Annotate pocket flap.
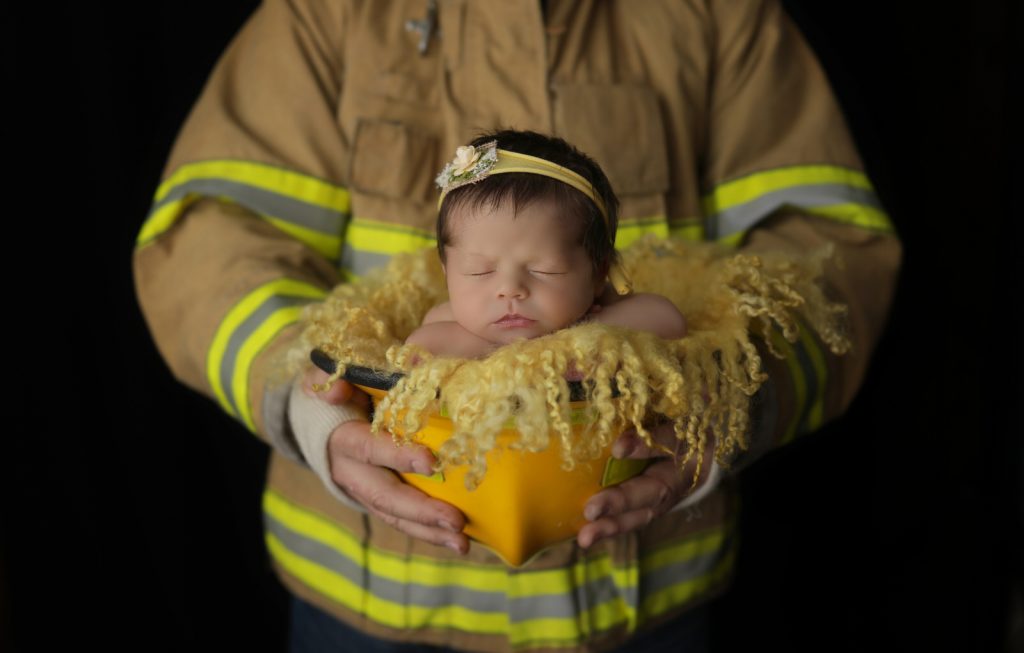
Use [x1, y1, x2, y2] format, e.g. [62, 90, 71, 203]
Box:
[552, 84, 669, 196]
[349, 119, 438, 205]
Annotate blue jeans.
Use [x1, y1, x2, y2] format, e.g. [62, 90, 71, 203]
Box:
[288, 594, 710, 653]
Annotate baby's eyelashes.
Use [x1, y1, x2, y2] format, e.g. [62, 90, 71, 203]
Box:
[460, 268, 567, 277]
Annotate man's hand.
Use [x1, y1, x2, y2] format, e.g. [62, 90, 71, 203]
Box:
[302, 368, 469, 554]
[577, 425, 716, 549]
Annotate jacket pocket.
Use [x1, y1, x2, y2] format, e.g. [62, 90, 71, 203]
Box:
[551, 83, 670, 199]
[349, 119, 439, 206]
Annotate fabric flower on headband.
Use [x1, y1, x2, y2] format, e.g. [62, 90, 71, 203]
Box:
[435, 141, 499, 193]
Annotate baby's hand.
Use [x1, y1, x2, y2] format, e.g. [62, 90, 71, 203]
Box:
[589, 293, 686, 340]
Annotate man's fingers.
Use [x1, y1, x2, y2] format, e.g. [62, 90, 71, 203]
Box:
[611, 423, 679, 460]
[329, 421, 437, 476]
[302, 366, 355, 405]
[579, 453, 713, 549]
[577, 519, 618, 549]
[356, 468, 466, 531]
[583, 467, 676, 521]
[337, 460, 466, 530]
[578, 509, 659, 549]
[579, 463, 683, 549]
[330, 451, 467, 551]
[313, 399, 469, 555]
[387, 516, 469, 554]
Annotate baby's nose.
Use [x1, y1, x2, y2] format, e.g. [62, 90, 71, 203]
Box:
[497, 272, 529, 299]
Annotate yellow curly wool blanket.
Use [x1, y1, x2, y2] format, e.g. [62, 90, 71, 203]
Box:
[289, 236, 849, 489]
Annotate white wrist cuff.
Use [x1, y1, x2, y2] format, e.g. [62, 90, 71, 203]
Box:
[288, 380, 368, 512]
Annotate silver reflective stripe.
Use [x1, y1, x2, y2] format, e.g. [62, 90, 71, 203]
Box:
[790, 336, 820, 437]
[340, 244, 395, 276]
[266, 503, 729, 625]
[709, 183, 883, 239]
[265, 512, 646, 620]
[150, 177, 347, 236]
[218, 294, 314, 416]
[642, 532, 735, 598]
[507, 571, 637, 623]
[267, 508, 508, 612]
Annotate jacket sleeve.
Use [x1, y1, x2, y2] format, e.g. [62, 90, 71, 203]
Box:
[132, 0, 351, 459]
[700, 0, 903, 468]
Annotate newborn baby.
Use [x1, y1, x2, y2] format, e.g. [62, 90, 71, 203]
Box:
[406, 129, 686, 358]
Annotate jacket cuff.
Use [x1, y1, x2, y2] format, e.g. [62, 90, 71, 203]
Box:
[287, 380, 369, 512]
[262, 379, 307, 463]
[670, 459, 723, 512]
[725, 373, 780, 475]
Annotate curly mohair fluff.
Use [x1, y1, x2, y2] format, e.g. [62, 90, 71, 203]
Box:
[287, 236, 850, 490]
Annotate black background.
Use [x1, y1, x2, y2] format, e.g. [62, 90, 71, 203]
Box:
[5, 1, 1021, 651]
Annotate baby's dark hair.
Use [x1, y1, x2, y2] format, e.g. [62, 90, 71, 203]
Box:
[437, 129, 620, 276]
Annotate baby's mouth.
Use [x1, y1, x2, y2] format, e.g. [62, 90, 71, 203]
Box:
[494, 313, 536, 328]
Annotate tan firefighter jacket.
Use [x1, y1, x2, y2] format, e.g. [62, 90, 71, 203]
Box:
[132, 0, 902, 650]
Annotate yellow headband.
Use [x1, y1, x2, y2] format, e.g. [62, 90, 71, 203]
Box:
[434, 140, 631, 294]
[435, 141, 610, 226]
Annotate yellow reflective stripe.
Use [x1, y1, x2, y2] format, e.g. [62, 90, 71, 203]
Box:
[154, 159, 350, 210]
[703, 165, 874, 213]
[615, 218, 668, 249]
[141, 195, 202, 244]
[668, 223, 705, 242]
[803, 203, 893, 232]
[346, 217, 435, 255]
[506, 553, 638, 644]
[265, 488, 728, 645]
[504, 554, 631, 598]
[640, 527, 726, 574]
[141, 194, 343, 260]
[270, 486, 631, 599]
[717, 231, 746, 248]
[265, 490, 510, 632]
[769, 329, 806, 445]
[263, 216, 343, 260]
[265, 490, 508, 588]
[511, 597, 635, 648]
[267, 533, 511, 633]
[138, 160, 349, 258]
[207, 279, 326, 431]
[230, 303, 304, 430]
[340, 268, 359, 283]
[377, 553, 507, 593]
[798, 327, 827, 431]
[702, 165, 894, 242]
[641, 538, 735, 618]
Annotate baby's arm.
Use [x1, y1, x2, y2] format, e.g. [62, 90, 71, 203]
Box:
[421, 301, 454, 325]
[590, 292, 687, 339]
[407, 303, 497, 359]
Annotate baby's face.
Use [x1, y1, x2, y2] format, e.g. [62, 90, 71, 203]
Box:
[443, 199, 604, 346]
